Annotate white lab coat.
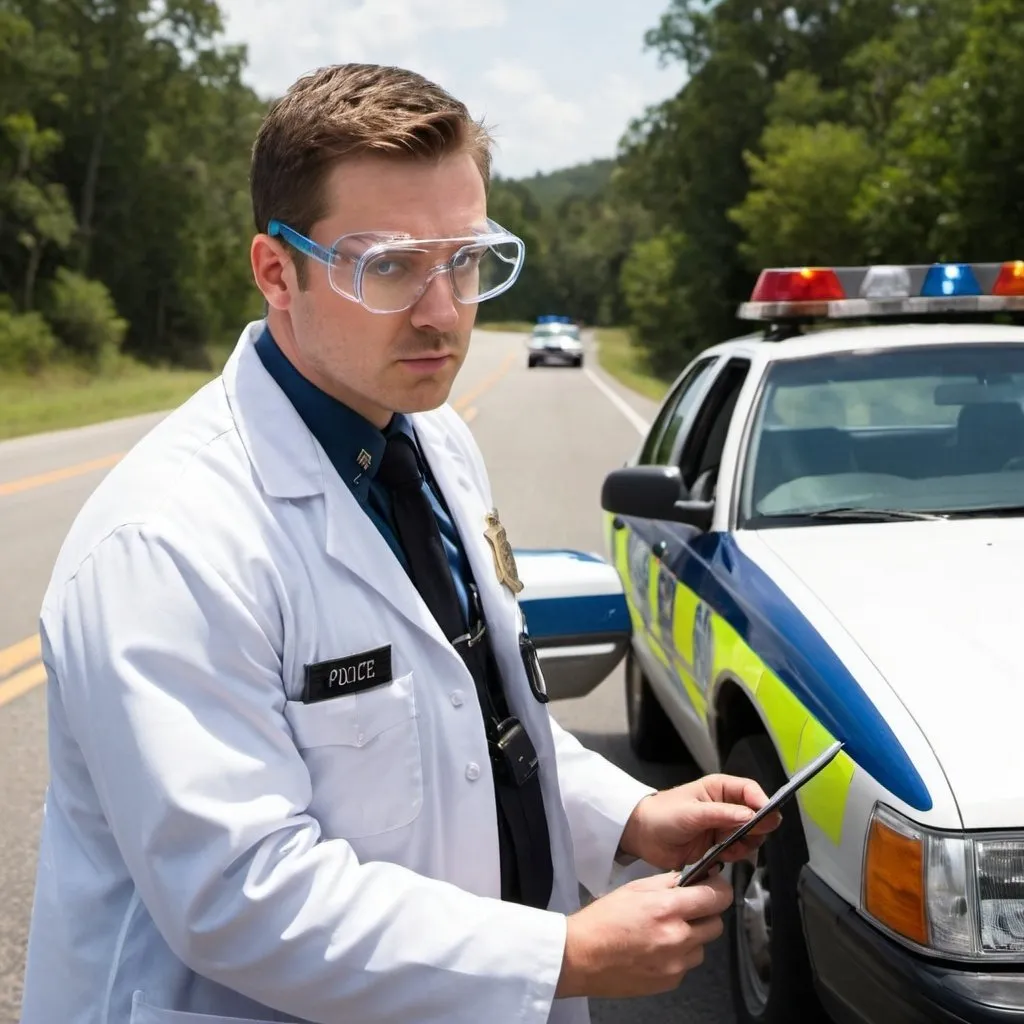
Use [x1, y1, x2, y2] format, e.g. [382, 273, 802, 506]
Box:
[20, 320, 656, 1024]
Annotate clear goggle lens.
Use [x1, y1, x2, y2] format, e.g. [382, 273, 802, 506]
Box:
[328, 228, 522, 313]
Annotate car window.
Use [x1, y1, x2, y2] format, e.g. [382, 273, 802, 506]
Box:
[639, 356, 718, 465]
[739, 343, 1024, 522]
[678, 358, 752, 500]
[532, 325, 579, 339]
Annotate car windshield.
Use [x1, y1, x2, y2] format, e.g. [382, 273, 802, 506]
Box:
[533, 323, 579, 338]
[740, 342, 1024, 524]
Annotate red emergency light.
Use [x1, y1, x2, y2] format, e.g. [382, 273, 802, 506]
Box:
[993, 260, 1024, 297]
[749, 268, 846, 304]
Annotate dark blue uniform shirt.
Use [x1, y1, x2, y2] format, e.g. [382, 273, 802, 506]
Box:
[255, 326, 472, 626]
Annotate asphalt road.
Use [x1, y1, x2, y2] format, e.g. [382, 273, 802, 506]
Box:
[0, 328, 734, 1024]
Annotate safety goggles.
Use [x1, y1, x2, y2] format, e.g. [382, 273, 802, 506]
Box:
[267, 217, 525, 314]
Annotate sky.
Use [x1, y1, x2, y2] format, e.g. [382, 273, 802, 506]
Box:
[213, 0, 688, 180]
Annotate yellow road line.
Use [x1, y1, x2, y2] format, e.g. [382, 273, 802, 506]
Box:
[0, 453, 124, 498]
[0, 356, 509, 710]
[0, 355, 512, 500]
[0, 633, 45, 709]
[0, 657, 46, 709]
[0, 633, 40, 677]
[452, 352, 516, 412]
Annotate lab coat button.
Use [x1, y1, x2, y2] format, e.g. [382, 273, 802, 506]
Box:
[356, 732, 365, 747]
[450, 689, 465, 707]
[465, 762, 481, 781]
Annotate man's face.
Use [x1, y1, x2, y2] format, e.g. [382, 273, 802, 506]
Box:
[258, 150, 488, 427]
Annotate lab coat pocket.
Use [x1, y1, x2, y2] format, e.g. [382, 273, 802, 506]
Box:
[283, 671, 423, 838]
[130, 991, 283, 1023]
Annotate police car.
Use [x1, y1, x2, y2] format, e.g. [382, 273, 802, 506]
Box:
[527, 315, 584, 368]
[596, 261, 1024, 1024]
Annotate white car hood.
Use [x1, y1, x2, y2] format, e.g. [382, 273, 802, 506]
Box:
[756, 518, 1024, 829]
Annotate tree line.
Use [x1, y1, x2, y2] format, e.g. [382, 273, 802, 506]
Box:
[483, 0, 1024, 376]
[2, 1, 1020, 381]
[1, 0, 267, 374]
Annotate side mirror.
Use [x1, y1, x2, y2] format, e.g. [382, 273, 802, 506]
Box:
[601, 465, 713, 531]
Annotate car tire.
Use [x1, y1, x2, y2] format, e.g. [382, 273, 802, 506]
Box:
[725, 734, 830, 1024]
[574, 356, 584, 368]
[624, 651, 689, 763]
[527, 356, 537, 368]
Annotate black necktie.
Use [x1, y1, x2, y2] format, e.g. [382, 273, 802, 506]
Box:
[374, 430, 554, 909]
[375, 432, 467, 640]
[375, 432, 507, 729]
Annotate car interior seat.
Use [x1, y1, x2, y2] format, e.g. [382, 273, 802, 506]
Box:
[954, 402, 1024, 473]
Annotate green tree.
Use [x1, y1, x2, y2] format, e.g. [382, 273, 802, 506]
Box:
[730, 120, 877, 269]
[617, 0, 910, 370]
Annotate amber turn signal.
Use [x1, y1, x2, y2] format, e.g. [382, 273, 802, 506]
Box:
[864, 812, 928, 945]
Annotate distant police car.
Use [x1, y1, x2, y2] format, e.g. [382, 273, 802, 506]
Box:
[599, 261, 1024, 1024]
[527, 315, 584, 368]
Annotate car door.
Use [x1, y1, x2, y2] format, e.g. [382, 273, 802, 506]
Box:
[614, 356, 753, 770]
[640, 357, 752, 766]
[609, 355, 720, 721]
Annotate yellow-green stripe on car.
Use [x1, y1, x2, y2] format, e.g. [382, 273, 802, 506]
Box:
[606, 514, 856, 844]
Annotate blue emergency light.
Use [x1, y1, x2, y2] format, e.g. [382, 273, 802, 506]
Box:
[738, 260, 1024, 323]
[920, 263, 982, 298]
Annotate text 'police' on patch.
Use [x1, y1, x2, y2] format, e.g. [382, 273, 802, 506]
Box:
[302, 645, 393, 703]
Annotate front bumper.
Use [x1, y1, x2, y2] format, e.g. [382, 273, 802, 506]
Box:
[529, 347, 582, 364]
[799, 866, 1024, 1022]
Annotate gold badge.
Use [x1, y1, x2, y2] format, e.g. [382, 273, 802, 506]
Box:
[483, 509, 523, 594]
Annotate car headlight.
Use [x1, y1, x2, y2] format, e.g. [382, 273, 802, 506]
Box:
[863, 804, 1024, 959]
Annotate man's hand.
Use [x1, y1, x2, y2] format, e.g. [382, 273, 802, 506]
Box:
[618, 775, 782, 871]
[555, 871, 733, 999]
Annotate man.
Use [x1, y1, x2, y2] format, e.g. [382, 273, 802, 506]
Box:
[20, 63, 779, 1024]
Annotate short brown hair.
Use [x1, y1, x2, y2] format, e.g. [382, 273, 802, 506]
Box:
[250, 63, 493, 285]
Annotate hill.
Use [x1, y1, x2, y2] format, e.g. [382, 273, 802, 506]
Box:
[513, 158, 616, 209]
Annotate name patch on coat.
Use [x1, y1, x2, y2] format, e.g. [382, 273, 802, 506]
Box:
[302, 645, 393, 703]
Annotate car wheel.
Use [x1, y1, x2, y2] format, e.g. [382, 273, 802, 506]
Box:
[527, 356, 537, 368]
[725, 734, 830, 1024]
[624, 651, 689, 762]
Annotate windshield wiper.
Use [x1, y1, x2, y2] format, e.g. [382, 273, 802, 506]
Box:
[799, 506, 949, 523]
[939, 504, 1024, 519]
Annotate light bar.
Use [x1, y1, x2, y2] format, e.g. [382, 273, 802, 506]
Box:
[739, 261, 1024, 323]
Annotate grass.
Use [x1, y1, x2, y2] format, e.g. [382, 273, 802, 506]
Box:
[0, 357, 224, 441]
[0, 324, 672, 442]
[594, 327, 673, 402]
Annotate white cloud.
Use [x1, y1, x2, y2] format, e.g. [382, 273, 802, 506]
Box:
[481, 60, 586, 174]
[217, 0, 507, 97]
[212, 0, 685, 178]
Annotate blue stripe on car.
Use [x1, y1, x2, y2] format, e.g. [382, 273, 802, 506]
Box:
[520, 593, 631, 641]
[673, 531, 932, 812]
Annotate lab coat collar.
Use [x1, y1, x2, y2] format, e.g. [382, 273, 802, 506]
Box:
[223, 320, 480, 656]
[411, 414, 535, 726]
[410, 412, 516, 628]
[223, 320, 325, 500]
